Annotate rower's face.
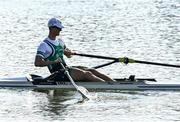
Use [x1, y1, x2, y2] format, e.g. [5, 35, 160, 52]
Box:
[52, 27, 62, 36]
[55, 27, 62, 36]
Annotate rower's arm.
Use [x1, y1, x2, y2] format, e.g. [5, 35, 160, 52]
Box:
[34, 55, 59, 67]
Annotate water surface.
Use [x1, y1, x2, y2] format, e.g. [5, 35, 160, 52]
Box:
[0, 0, 180, 121]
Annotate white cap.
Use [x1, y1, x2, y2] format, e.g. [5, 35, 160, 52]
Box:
[48, 18, 64, 29]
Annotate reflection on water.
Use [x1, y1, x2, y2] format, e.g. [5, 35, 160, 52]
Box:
[33, 89, 79, 120]
[0, 89, 180, 121]
[0, 89, 83, 121]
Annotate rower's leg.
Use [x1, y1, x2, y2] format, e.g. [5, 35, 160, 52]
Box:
[74, 66, 115, 82]
[73, 66, 115, 81]
[87, 68, 115, 82]
[69, 67, 105, 82]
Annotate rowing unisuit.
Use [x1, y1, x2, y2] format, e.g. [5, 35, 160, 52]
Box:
[36, 37, 67, 73]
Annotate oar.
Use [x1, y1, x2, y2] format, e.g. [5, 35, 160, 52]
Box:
[59, 63, 90, 100]
[75, 53, 180, 68]
[132, 60, 180, 68]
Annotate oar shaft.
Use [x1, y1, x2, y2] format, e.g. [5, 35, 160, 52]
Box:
[75, 53, 180, 68]
[134, 60, 180, 68]
[59, 63, 89, 99]
[74, 53, 118, 60]
[93, 60, 117, 69]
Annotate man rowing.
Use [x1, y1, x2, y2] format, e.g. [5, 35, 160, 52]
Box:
[34, 18, 115, 82]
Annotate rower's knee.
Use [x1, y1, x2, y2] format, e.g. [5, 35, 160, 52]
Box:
[88, 68, 98, 74]
[84, 71, 93, 78]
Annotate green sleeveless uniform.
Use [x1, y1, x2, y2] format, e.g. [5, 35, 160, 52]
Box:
[44, 40, 67, 73]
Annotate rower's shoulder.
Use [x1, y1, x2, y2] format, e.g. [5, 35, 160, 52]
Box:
[37, 41, 49, 49]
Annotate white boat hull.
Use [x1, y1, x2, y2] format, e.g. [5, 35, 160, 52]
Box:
[0, 74, 180, 90]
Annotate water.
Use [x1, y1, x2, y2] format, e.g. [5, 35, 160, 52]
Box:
[0, 0, 180, 121]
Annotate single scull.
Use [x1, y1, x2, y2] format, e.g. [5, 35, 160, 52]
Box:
[0, 74, 180, 90]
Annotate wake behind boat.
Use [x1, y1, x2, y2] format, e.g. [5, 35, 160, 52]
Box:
[0, 74, 180, 90]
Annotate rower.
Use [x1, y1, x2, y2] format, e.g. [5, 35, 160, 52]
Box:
[34, 18, 115, 83]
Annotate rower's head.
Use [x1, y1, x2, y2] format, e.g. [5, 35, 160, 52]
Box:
[48, 18, 64, 36]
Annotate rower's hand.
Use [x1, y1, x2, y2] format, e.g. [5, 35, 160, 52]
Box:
[64, 48, 76, 58]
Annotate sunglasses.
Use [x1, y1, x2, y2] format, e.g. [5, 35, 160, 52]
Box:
[51, 26, 62, 31]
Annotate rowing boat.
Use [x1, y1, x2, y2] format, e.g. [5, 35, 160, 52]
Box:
[1, 53, 179, 91]
[0, 74, 180, 90]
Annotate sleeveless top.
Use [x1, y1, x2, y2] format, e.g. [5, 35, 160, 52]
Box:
[36, 38, 67, 73]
